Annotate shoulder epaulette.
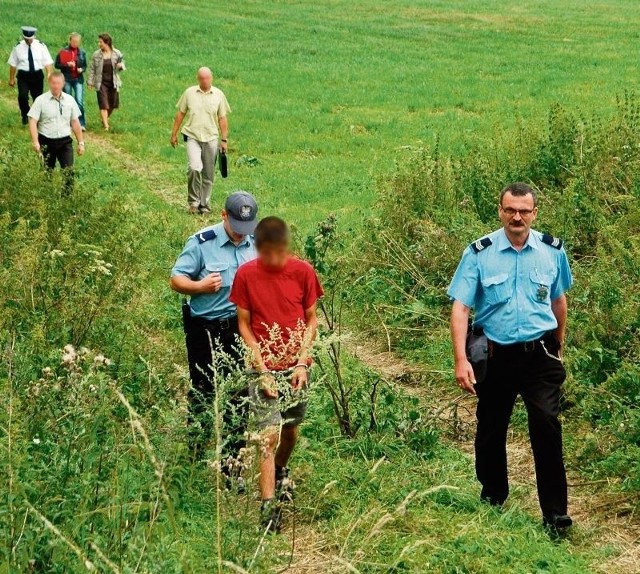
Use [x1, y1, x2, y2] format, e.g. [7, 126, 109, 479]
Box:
[196, 229, 217, 244]
[541, 233, 563, 250]
[470, 237, 492, 253]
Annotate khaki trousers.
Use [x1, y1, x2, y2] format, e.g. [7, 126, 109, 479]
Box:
[186, 137, 218, 210]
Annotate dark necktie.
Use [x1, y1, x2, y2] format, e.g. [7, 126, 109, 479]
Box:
[28, 44, 35, 72]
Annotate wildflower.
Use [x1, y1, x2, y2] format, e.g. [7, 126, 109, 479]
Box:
[42, 367, 53, 378]
[32, 437, 41, 445]
[61, 345, 77, 366]
[93, 354, 112, 367]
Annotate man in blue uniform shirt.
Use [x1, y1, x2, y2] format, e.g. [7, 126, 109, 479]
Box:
[171, 191, 258, 482]
[448, 182, 573, 533]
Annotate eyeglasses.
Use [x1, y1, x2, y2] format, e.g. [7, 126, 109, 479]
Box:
[500, 206, 536, 217]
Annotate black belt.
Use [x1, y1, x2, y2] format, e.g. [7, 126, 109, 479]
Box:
[190, 315, 238, 331]
[38, 134, 73, 143]
[490, 332, 555, 354]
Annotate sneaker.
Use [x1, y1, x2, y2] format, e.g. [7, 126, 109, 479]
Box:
[260, 499, 282, 534]
[188, 206, 199, 215]
[223, 457, 246, 495]
[276, 466, 295, 503]
[236, 476, 247, 495]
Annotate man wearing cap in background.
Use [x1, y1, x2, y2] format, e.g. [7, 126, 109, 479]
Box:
[170, 191, 258, 488]
[8, 26, 53, 125]
[170, 67, 230, 214]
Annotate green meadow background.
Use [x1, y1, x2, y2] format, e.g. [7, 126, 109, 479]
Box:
[2, 1, 640, 573]
[3, 0, 640, 228]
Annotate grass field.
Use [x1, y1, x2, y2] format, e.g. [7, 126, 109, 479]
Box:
[2, 1, 640, 572]
[3, 0, 640, 227]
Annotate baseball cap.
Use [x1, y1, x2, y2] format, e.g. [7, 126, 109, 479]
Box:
[225, 191, 259, 235]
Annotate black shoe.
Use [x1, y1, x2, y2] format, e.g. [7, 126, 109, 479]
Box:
[276, 466, 296, 503]
[260, 499, 282, 534]
[481, 494, 505, 508]
[543, 514, 573, 534]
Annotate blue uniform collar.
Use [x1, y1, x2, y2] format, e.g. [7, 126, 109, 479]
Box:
[495, 228, 539, 251]
[214, 222, 251, 248]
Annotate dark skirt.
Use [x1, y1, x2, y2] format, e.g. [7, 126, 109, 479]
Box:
[97, 59, 119, 110]
[97, 84, 119, 110]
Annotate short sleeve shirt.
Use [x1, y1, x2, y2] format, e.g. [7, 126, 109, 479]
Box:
[8, 39, 53, 71]
[176, 85, 230, 143]
[27, 91, 81, 138]
[230, 257, 324, 370]
[171, 222, 256, 320]
[447, 228, 573, 345]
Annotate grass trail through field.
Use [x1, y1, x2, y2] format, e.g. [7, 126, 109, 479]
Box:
[3, 1, 640, 568]
[2, 89, 638, 572]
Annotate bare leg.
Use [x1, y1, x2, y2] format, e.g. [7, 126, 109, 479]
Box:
[100, 109, 109, 130]
[258, 429, 279, 500]
[275, 425, 299, 468]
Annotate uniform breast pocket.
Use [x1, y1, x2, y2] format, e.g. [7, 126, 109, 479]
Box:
[481, 273, 511, 306]
[205, 263, 231, 287]
[529, 270, 554, 304]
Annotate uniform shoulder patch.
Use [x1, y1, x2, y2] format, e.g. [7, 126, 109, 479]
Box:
[470, 237, 493, 253]
[196, 229, 217, 244]
[541, 233, 563, 250]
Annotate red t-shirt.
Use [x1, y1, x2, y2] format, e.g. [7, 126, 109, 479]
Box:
[230, 257, 324, 371]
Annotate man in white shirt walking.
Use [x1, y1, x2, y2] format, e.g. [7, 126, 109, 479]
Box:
[28, 72, 85, 193]
[7, 26, 53, 125]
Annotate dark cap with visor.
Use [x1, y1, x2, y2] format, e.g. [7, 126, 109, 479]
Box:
[22, 26, 37, 39]
[225, 191, 258, 235]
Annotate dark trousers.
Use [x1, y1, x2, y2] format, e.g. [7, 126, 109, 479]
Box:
[38, 135, 75, 194]
[185, 316, 248, 461]
[475, 335, 568, 518]
[17, 70, 44, 120]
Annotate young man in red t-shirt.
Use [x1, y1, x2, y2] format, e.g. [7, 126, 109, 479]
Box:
[230, 216, 323, 533]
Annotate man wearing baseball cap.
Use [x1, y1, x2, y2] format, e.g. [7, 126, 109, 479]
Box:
[7, 26, 54, 125]
[170, 191, 258, 487]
